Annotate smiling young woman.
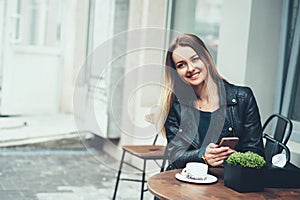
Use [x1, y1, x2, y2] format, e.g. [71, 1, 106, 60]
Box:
[172, 45, 220, 113]
[158, 34, 265, 170]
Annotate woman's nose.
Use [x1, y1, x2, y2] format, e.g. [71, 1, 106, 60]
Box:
[187, 62, 195, 71]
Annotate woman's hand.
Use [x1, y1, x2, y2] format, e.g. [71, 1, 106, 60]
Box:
[203, 143, 235, 166]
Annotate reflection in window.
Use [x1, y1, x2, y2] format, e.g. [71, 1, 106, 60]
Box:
[280, 0, 300, 141]
[15, 0, 63, 47]
[194, 0, 223, 62]
[289, 56, 300, 121]
[170, 0, 223, 63]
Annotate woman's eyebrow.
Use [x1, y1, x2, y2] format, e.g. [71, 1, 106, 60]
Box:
[190, 54, 198, 59]
[173, 57, 184, 65]
[174, 54, 198, 65]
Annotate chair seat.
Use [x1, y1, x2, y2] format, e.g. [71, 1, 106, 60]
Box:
[122, 145, 165, 159]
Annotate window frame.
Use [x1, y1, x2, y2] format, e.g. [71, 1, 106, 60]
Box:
[281, 0, 300, 142]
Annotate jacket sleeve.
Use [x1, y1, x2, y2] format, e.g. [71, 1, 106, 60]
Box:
[164, 98, 205, 169]
[235, 87, 265, 157]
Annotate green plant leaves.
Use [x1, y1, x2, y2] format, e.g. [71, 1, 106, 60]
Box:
[226, 151, 266, 168]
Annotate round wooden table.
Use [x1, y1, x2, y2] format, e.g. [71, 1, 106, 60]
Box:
[147, 169, 300, 200]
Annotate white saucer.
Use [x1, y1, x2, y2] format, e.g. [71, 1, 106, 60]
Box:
[175, 173, 218, 184]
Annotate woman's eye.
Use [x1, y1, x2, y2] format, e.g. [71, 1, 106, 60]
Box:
[192, 57, 199, 62]
[176, 63, 185, 68]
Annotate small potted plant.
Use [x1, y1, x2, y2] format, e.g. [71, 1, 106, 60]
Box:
[224, 151, 266, 192]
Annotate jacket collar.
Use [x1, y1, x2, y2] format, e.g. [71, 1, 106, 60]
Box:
[176, 80, 239, 107]
[219, 80, 238, 107]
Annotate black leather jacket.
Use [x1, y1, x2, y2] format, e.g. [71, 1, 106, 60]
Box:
[165, 81, 265, 169]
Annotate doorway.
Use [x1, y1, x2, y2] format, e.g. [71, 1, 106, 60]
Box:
[0, 0, 64, 115]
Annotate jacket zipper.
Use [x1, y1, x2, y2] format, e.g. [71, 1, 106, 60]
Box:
[229, 106, 236, 137]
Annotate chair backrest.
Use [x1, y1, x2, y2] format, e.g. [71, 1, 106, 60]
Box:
[262, 114, 293, 164]
[152, 133, 159, 145]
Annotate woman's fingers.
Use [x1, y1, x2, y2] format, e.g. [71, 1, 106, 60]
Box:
[210, 159, 224, 166]
[208, 155, 229, 166]
[210, 146, 230, 154]
[207, 143, 218, 148]
[207, 153, 229, 161]
[204, 143, 235, 166]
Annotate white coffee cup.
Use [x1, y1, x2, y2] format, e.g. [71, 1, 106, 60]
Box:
[181, 162, 208, 180]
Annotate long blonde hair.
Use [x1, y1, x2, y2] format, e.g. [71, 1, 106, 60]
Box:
[157, 34, 224, 137]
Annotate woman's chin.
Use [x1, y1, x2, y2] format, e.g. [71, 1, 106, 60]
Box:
[185, 79, 204, 86]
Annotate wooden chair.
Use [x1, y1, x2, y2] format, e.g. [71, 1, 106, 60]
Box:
[112, 135, 166, 200]
[112, 114, 167, 200]
[262, 114, 293, 164]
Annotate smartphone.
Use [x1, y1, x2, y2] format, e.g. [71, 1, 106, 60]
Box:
[218, 137, 239, 149]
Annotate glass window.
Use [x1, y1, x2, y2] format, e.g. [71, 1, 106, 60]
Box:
[194, 0, 223, 62]
[170, 0, 223, 62]
[14, 0, 63, 47]
[281, 0, 300, 141]
[287, 0, 300, 122]
[288, 50, 300, 121]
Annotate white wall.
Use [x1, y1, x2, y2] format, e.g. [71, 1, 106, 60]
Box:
[60, 0, 89, 113]
[245, 0, 283, 121]
[217, 0, 252, 85]
[217, 0, 282, 122]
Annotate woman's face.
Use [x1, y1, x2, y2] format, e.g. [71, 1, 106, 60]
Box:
[172, 46, 208, 87]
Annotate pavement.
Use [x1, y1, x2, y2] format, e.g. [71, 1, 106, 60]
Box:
[0, 114, 157, 200]
[0, 114, 78, 147]
[0, 136, 156, 200]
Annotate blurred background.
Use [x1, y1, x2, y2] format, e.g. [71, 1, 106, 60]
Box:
[0, 0, 300, 166]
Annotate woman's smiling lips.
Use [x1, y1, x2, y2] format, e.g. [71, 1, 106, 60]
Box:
[186, 71, 200, 79]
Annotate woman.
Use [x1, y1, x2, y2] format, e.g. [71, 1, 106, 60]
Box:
[159, 34, 265, 169]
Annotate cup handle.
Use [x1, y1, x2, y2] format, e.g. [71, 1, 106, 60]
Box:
[181, 168, 187, 176]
